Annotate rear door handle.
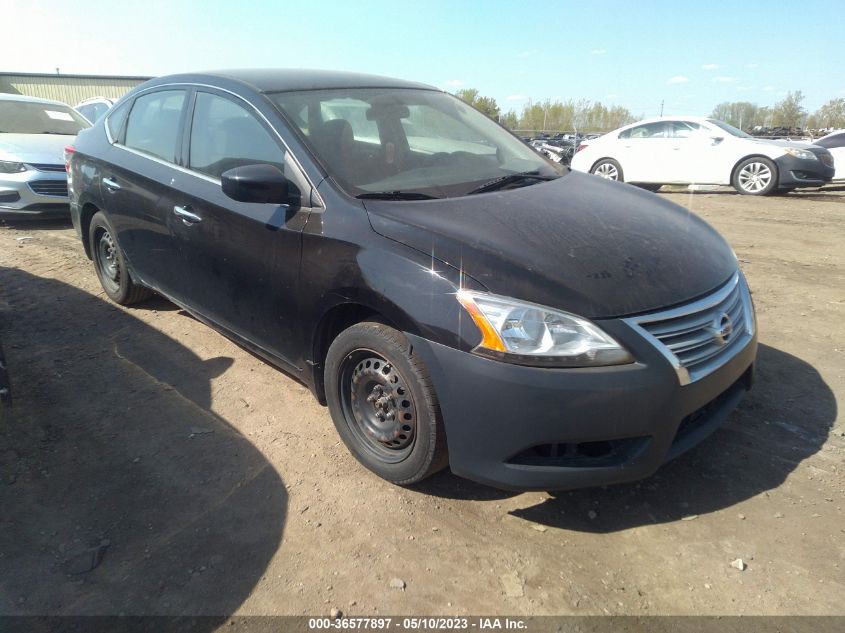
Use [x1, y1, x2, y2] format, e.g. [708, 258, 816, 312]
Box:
[102, 177, 121, 191]
[173, 205, 202, 224]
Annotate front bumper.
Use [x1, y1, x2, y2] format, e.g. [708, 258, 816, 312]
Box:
[775, 154, 835, 188]
[0, 167, 70, 219]
[408, 317, 757, 491]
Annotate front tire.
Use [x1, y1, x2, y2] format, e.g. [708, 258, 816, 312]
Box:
[89, 211, 151, 305]
[732, 157, 778, 195]
[325, 322, 448, 485]
[634, 183, 662, 192]
[591, 158, 623, 182]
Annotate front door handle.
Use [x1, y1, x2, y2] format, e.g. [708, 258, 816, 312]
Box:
[102, 177, 121, 191]
[173, 205, 202, 224]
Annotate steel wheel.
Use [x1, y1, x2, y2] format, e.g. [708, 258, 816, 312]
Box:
[88, 211, 152, 305]
[591, 159, 623, 182]
[339, 349, 417, 462]
[95, 229, 121, 295]
[325, 322, 448, 485]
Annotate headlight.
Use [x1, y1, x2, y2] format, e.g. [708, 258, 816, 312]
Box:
[456, 290, 633, 367]
[0, 161, 27, 174]
[783, 148, 817, 161]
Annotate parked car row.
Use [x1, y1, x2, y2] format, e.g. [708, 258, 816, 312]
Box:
[570, 116, 836, 195]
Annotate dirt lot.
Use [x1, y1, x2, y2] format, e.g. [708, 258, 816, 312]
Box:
[1, 186, 843, 619]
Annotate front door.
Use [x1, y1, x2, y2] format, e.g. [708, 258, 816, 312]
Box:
[167, 89, 313, 367]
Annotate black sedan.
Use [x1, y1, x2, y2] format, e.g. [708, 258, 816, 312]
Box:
[68, 70, 757, 491]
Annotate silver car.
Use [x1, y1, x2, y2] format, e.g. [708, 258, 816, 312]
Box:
[0, 94, 90, 219]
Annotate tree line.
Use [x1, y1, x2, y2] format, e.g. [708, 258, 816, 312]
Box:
[454, 88, 635, 133]
[454, 87, 845, 134]
[711, 92, 845, 131]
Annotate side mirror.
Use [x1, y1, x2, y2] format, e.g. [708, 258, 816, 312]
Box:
[710, 136, 724, 145]
[221, 164, 289, 204]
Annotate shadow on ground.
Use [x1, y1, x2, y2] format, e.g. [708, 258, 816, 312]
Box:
[0, 267, 287, 620]
[420, 344, 836, 527]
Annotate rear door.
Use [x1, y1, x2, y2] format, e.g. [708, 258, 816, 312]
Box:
[99, 88, 189, 298]
[167, 89, 314, 366]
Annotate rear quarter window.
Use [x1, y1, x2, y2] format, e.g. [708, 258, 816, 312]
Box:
[105, 100, 131, 142]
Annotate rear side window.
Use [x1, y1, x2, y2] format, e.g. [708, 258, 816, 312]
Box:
[124, 90, 186, 162]
[815, 132, 845, 149]
[188, 92, 284, 179]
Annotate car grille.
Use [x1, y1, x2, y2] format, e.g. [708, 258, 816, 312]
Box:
[28, 180, 69, 198]
[623, 272, 754, 385]
[820, 153, 833, 167]
[29, 163, 66, 172]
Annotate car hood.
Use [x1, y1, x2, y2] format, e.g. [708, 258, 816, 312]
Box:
[363, 171, 737, 319]
[0, 133, 76, 164]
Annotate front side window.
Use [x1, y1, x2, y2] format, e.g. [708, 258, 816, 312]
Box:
[124, 90, 186, 162]
[189, 92, 284, 179]
[271, 88, 560, 198]
[669, 121, 701, 138]
[0, 99, 89, 135]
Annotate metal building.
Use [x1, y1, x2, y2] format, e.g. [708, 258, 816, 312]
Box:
[0, 71, 151, 106]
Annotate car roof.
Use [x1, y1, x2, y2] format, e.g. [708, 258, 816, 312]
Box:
[0, 93, 72, 107]
[818, 129, 845, 140]
[624, 115, 714, 128]
[144, 68, 438, 94]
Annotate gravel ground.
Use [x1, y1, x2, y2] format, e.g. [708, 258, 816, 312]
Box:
[0, 185, 843, 618]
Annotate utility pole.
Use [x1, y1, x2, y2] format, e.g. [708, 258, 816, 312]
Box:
[660, 100, 664, 117]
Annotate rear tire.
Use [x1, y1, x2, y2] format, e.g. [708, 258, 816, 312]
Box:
[88, 211, 151, 305]
[325, 322, 448, 485]
[732, 157, 778, 195]
[591, 159, 623, 182]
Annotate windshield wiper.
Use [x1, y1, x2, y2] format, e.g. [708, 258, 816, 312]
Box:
[356, 191, 440, 200]
[466, 171, 556, 195]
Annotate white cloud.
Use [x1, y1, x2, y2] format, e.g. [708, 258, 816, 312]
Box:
[591, 48, 607, 55]
[518, 49, 539, 59]
[445, 79, 464, 88]
[702, 63, 719, 70]
[605, 93, 619, 100]
[746, 63, 759, 69]
[668, 75, 690, 84]
[506, 94, 528, 101]
[713, 76, 739, 83]
[762, 85, 775, 91]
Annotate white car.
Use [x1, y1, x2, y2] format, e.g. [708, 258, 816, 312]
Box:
[74, 97, 114, 124]
[813, 130, 845, 181]
[571, 116, 835, 195]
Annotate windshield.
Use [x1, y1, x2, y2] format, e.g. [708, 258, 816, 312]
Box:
[0, 99, 90, 135]
[271, 88, 562, 198]
[706, 118, 752, 139]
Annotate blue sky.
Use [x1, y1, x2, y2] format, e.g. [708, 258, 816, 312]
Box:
[7, 0, 845, 118]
